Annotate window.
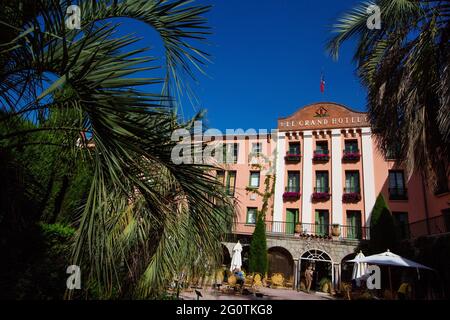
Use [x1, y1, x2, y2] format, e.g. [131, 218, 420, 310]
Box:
[288, 142, 301, 155]
[344, 140, 359, 152]
[226, 171, 236, 196]
[393, 212, 410, 240]
[246, 207, 257, 225]
[286, 171, 300, 192]
[345, 171, 360, 193]
[315, 171, 329, 193]
[249, 171, 260, 188]
[389, 170, 407, 200]
[346, 211, 362, 239]
[286, 209, 299, 235]
[316, 141, 329, 154]
[252, 142, 262, 156]
[386, 143, 401, 160]
[216, 170, 225, 185]
[221, 143, 239, 164]
[315, 210, 330, 235]
[232, 143, 239, 163]
[443, 209, 450, 233]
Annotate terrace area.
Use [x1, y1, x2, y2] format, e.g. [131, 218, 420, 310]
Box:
[233, 221, 370, 241]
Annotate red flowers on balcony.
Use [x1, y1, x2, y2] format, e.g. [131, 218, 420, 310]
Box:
[313, 150, 330, 162]
[342, 192, 361, 203]
[283, 191, 301, 200]
[342, 150, 361, 161]
[285, 153, 301, 162]
[312, 188, 331, 201]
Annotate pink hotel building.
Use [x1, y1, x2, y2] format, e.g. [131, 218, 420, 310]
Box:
[218, 102, 450, 288]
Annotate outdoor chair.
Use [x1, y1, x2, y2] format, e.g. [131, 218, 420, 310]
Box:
[215, 270, 224, 283]
[285, 275, 294, 289]
[253, 273, 263, 288]
[226, 275, 238, 293]
[243, 275, 253, 288]
[271, 273, 285, 288]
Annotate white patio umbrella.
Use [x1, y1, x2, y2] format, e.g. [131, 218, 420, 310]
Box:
[351, 251, 368, 286]
[348, 249, 434, 295]
[230, 241, 243, 272]
[348, 249, 433, 270]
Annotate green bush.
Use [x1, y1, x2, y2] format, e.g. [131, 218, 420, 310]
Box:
[10, 223, 75, 299]
[369, 194, 397, 253]
[249, 215, 268, 274]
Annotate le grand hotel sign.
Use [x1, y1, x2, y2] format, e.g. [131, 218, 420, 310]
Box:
[278, 103, 370, 131]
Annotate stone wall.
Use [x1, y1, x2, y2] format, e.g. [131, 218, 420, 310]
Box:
[224, 235, 361, 265]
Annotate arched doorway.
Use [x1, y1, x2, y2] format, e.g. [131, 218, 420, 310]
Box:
[222, 244, 231, 267]
[241, 245, 250, 272]
[268, 247, 294, 282]
[341, 253, 357, 284]
[299, 249, 333, 292]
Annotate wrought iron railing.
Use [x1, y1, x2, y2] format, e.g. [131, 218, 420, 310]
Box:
[388, 187, 408, 200]
[342, 149, 361, 161]
[343, 187, 360, 194]
[313, 149, 330, 161]
[314, 186, 330, 193]
[232, 221, 369, 240]
[285, 186, 300, 193]
[285, 154, 301, 162]
[409, 215, 450, 239]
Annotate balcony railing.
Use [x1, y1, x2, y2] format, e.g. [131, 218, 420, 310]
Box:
[314, 187, 330, 193]
[389, 187, 408, 200]
[409, 215, 450, 239]
[342, 187, 361, 203]
[313, 150, 330, 162]
[283, 186, 301, 200]
[285, 186, 300, 193]
[312, 187, 331, 201]
[342, 149, 361, 161]
[232, 221, 369, 240]
[285, 152, 301, 162]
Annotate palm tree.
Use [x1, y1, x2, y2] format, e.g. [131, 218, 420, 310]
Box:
[0, 0, 234, 299]
[328, 0, 449, 191]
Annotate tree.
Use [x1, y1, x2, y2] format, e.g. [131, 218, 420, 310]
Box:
[249, 214, 268, 275]
[248, 171, 274, 275]
[328, 0, 450, 190]
[0, 0, 234, 299]
[369, 194, 397, 253]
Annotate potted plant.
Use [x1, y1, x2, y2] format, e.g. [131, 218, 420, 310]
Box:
[319, 277, 332, 293]
[331, 224, 341, 237]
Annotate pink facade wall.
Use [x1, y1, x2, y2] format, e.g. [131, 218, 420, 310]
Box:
[214, 103, 449, 237]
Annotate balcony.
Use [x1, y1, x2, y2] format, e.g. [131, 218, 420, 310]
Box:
[408, 215, 450, 239]
[342, 187, 361, 203]
[389, 187, 408, 200]
[285, 153, 301, 163]
[283, 187, 301, 201]
[342, 149, 361, 162]
[232, 221, 369, 240]
[312, 187, 331, 201]
[313, 150, 330, 162]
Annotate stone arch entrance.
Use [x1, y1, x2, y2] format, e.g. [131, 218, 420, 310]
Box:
[298, 249, 333, 292]
[241, 245, 250, 272]
[221, 244, 231, 267]
[268, 247, 294, 282]
[341, 253, 357, 284]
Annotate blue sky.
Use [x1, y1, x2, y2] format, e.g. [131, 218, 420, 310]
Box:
[119, 0, 367, 131]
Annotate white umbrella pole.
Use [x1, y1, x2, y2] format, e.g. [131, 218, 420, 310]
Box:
[389, 266, 393, 299]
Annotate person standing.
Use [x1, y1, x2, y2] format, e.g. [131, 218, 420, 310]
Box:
[305, 265, 314, 293]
